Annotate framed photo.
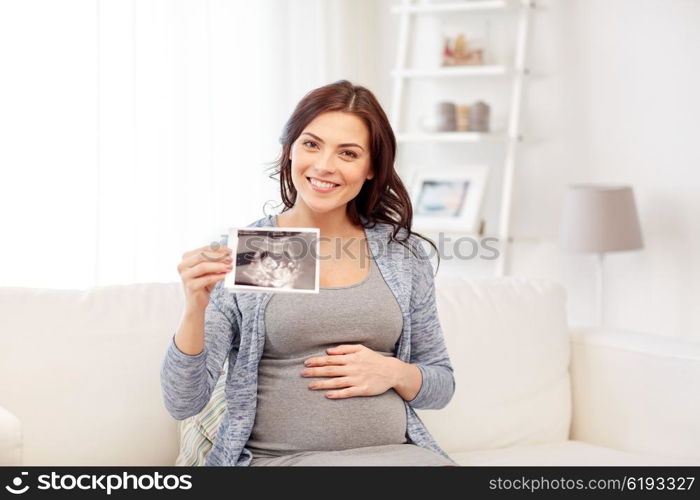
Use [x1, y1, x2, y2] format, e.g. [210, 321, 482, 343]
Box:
[224, 226, 320, 294]
[409, 166, 489, 233]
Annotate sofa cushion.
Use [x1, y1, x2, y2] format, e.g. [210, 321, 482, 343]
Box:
[450, 440, 700, 466]
[416, 276, 571, 454]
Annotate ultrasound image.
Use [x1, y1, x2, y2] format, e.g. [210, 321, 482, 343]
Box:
[234, 230, 315, 290]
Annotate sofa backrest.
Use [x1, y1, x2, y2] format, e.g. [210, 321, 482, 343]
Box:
[420, 275, 571, 454]
[0, 283, 184, 465]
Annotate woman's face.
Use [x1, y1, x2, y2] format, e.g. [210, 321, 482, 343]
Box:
[289, 111, 374, 215]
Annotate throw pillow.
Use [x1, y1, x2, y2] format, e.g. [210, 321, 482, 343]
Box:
[174, 363, 228, 466]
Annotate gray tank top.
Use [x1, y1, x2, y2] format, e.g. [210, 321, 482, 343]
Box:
[246, 253, 407, 458]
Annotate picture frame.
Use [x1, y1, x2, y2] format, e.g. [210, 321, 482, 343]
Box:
[409, 166, 489, 233]
[224, 226, 320, 294]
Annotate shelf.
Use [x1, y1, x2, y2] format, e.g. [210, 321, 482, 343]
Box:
[413, 230, 517, 246]
[391, 0, 516, 14]
[392, 65, 512, 78]
[397, 131, 512, 143]
[412, 230, 535, 243]
[415, 229, 497, 239]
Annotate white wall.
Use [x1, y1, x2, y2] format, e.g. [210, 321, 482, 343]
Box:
[375, 0, 700, 341]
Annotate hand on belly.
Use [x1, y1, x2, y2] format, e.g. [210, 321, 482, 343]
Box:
[300, 343, 399, 400]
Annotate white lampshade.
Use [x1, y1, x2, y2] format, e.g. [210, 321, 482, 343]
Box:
[559, 184, 644, 253]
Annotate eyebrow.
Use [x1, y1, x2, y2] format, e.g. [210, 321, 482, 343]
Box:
[300, 132, 365, 152]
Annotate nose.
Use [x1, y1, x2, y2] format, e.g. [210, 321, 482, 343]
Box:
[312, 151, 338, 176]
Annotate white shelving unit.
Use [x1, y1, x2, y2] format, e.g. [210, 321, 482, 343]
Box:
[390, 0, 535, 276]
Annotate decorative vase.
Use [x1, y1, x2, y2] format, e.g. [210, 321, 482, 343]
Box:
[436, 101, 457, 132]
[468, 101, 490, 132]
[457, 105, 470, 131]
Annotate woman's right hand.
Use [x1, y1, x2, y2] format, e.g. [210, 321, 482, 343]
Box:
[177, 244, 234, 312]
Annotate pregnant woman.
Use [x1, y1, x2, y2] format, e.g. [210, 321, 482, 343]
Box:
[160, 80, 458, 466]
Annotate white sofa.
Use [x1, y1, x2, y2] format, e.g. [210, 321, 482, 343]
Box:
[1, 276, 698, 466]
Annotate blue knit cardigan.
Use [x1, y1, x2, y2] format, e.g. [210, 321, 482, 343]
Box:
[160, 214, 457, 466]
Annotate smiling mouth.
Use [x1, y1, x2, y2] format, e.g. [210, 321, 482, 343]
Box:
[306, 177, 340, 188]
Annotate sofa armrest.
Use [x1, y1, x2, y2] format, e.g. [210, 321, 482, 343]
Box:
[0, 405, 22, 465]
[569, 327, 700, 462]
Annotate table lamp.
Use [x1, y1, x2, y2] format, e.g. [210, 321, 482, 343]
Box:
[559, 184, 644, 327]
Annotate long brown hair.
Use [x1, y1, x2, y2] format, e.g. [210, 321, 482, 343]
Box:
[264, 79, 440, 276]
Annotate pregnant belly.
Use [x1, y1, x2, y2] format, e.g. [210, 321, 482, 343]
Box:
[247, 363, 409, 454]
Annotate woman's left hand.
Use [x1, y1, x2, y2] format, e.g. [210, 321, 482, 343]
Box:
[300, 344, 398, 399]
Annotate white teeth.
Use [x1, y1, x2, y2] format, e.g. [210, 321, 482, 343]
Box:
[309, 178, 337, 189]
